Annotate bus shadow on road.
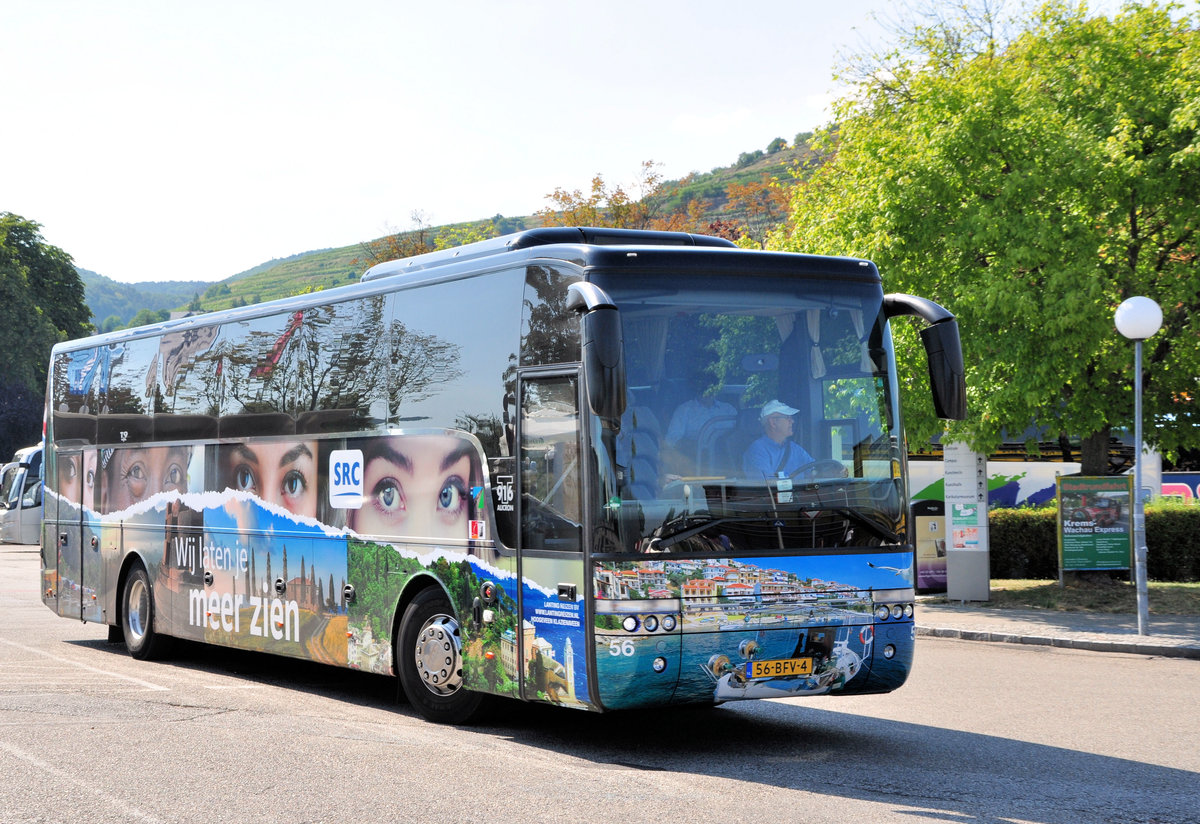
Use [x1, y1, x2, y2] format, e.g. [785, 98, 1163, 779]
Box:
[484, 700, 1195, 824]
[68, 635, 404, 708]
[68, 636, 1195, 824]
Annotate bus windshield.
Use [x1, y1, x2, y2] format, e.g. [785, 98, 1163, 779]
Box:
[595, 272, 904, 554]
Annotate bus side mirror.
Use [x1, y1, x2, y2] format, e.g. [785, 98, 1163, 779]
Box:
[884, 293, 967, 421]
[921, 319, 966, 420]
[567, 282, 627, 420]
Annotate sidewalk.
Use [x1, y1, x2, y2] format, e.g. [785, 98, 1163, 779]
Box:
[916, 602, 1200, 659]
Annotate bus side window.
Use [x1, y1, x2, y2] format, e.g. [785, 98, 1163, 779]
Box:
[519, 375, 582, 552]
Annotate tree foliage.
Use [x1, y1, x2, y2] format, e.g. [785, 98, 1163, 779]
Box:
[1, 215, 90, 341]
[724, 175, 790, 247]
[354, 212, 511, 268]
[537, 160, 710, 232]
[354, 211, 439, 268]
[127, 308, 170, 328]
[0, 213, 92, 458]
[772, 1, 1200, 471]
[79, 268, 208, 328]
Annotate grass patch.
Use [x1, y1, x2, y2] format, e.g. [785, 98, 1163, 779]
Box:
[925, 578, 1200, 615]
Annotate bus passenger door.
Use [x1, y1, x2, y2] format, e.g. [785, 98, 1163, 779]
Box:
[516, 371, 592, 708]
[49, 449, 98, 621]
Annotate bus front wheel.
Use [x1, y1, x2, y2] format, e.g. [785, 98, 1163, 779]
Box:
[121, 562, 172, 661]
[396, 587, 488, 724]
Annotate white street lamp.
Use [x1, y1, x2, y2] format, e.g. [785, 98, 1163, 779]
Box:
[1115, 296, 1162, 636]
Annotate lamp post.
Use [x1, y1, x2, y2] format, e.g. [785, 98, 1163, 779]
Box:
[1114, 296, 1162, 636]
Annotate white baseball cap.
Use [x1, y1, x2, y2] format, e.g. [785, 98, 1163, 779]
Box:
[761, 399, 799, 418]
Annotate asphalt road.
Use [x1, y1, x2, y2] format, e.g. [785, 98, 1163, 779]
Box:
[3, 544, 1197, 824]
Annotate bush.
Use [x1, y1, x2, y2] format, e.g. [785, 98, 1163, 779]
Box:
[984, 502, 1200, 582]
[735, 149, 765, 167]
[988, 507, 1059, 579]
[1145, 500, 1200, 582]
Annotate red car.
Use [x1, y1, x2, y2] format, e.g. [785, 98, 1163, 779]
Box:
[1071, 496, 1122, 526]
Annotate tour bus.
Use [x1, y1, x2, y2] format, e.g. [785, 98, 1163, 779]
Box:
[2, 445, 43, 545]
[41, 227, 965, 723]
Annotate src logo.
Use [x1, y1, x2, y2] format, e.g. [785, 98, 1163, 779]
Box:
[328, 449, 363, 509]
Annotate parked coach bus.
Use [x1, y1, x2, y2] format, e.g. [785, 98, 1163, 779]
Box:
[41, 227, 965, 723]
[2, 444, 43, 545]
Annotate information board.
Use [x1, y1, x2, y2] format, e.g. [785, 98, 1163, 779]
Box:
[1056, 475, 1133, 572]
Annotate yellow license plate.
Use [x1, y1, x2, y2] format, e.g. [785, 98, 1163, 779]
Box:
[746, 657, 814, 679]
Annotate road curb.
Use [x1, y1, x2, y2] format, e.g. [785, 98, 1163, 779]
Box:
[915, 625, 1200, 660]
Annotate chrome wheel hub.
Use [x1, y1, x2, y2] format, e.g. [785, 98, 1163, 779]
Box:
[414, 614, 463, 695]
[126, 578, 149, 644]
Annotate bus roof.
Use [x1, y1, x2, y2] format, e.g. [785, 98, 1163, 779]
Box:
[360, 227, 737, 281]
[51, 228, 878, 354]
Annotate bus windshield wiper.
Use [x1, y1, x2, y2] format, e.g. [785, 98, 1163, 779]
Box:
[646, 506, 901, 551]
[819, 507, 902, 545]
[646, 514, 773, 551]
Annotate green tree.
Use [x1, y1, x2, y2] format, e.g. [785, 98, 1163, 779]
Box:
[127, 308, 170, 328]
[434, 223, 494, 250]
[773, 1, 1200, 473]
[492, 214, 527, 235]
[0, 213, 91, 340]
[0, 214, 87, 457]
[736, 149, 765, 167]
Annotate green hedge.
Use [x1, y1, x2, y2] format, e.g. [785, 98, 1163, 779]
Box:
[986, 501, 1200, 582]
[987, 507, 1060, 579]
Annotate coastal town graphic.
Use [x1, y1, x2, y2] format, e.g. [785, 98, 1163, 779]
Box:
[594, 555, 885, 619]
[590, 552, 912, 707]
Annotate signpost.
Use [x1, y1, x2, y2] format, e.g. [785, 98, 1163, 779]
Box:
[943, 441, 989, 601]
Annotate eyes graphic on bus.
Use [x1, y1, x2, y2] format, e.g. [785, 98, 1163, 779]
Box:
[219, 441, 318, 518]
[101, 446, 190, 513]
[365, 475, 466, 518]
[58, 451, 98, 507]
[348, 435, 478, 541]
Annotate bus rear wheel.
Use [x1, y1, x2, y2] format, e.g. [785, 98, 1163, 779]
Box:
[396, 587, 489, 724]
[122, 562, 172, 661]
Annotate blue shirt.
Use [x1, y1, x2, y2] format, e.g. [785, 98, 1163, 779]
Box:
[742, 437, 814, 478]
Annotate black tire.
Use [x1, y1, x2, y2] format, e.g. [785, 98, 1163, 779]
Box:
[395, 587, 489, 724]
[121, 562, 172, 661]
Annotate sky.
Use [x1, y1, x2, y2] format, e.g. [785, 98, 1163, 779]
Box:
[2, 2, 968, 283]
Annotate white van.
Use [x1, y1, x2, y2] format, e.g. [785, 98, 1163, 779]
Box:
[1, 445, 43, 544]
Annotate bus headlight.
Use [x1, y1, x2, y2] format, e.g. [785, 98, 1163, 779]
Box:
[622, 616, 639, 632]
[643, 615, 659, 632]
[903, 604, 914, 619]
[652, 656, 668, 673]
[661, 614, 677, 631]
[875, 605, 891, 621]
[890, 604, 904, 620]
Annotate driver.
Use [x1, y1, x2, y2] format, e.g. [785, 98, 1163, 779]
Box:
[742, 399, 814, 478]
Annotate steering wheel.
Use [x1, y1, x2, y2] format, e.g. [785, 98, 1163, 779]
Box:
[788, 459, 849, 481]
